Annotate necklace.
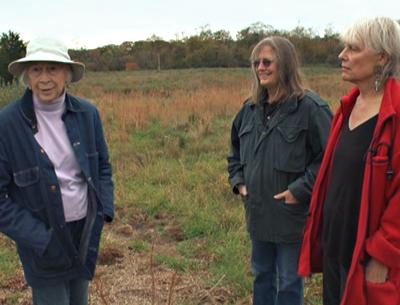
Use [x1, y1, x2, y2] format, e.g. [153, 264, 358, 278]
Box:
[265, 102, 280, 119]
[262, 102, 280, 126]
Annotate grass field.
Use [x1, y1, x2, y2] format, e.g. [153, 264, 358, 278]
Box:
[0, 67, 351, 304]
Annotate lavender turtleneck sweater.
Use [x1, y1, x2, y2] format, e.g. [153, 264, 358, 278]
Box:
[33, 93, 88, 222]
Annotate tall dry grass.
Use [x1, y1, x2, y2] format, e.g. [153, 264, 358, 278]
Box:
[71, 69, 251, 145]
[92, 86, 249, 142]
[70, 67, 350, 144]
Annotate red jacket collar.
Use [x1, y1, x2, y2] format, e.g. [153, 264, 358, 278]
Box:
[339, 78, 399, 134]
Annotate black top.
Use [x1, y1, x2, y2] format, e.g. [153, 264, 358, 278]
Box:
[262, 100, 280, 125]
[323, 114, 378, 268]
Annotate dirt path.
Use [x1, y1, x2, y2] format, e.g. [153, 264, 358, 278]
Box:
[0, 211, 247, 305]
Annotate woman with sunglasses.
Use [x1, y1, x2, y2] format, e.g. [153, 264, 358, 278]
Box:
[227, 36, 332, 305]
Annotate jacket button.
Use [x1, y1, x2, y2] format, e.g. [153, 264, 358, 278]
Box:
[50, 185, 57, 192]
[40, 149, 45, 154]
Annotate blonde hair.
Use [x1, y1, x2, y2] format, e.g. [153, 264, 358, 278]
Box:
[342, 17, 400, 81]
[250, 36, 305, 104]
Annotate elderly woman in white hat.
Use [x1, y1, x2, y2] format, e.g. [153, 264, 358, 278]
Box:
[0, 37, 114, 305]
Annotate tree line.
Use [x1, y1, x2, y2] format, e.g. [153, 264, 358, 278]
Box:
[0, 23, 343, 85]
[70, 23, 342, 71]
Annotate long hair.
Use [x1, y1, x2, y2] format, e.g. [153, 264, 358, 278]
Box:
[250, 36, 305, 104]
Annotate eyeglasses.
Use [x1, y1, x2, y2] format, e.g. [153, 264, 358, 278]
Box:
[252, 58, 274, 68]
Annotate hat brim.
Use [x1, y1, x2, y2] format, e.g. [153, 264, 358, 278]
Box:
[8, 51, 85, 83]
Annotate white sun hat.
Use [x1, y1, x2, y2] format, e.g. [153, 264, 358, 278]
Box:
[8, 37, 85, 83]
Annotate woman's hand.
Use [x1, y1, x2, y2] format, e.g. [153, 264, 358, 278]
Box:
[238, 184, 248, 197]
[274, 189, 299, 204]
[365, 258, 389, 283]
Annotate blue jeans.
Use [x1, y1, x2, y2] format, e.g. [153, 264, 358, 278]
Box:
[32, 278, 89, 305]
[251, 239, 304, 305]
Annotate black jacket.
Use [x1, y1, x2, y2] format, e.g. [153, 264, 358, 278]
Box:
[228, 90, 332, 242]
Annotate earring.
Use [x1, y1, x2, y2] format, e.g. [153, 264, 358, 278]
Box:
[374, 65, 383, 92]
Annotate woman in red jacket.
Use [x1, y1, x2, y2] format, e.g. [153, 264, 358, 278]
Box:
[299, 17, 400, 305]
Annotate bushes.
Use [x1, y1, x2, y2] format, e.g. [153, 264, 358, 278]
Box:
[0, 83, 24, 109]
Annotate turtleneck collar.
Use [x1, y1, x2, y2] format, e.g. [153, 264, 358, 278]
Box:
[33, 91, 66, 112]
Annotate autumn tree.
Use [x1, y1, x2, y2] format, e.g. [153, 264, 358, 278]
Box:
[234, 22, 279, 66]
[67, 23, 343, 71]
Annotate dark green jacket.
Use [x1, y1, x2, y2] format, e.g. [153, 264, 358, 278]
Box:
[227, 90, 332, 242]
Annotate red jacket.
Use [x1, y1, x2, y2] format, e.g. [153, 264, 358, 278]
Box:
[299, 78, 400, 305]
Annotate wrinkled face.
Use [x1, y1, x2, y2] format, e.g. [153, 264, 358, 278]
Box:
[26, 62, 69, 103]
[338, 42, 385, 87]
[253, 45, 279, 92]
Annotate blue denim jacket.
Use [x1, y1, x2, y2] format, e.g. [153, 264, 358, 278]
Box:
[0, 89, 114, 287]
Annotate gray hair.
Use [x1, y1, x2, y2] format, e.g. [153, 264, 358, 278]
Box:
[18, 63, 73, 88]
[250, 36, 305, 104]
[342, 17, 400, 81]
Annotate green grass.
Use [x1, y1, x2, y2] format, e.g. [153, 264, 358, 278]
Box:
[114, 116, 255, 297]
[0, 237, 20, 285]
[70, 67, 252, 99]
[303, 64, 342, 76]
[155, 254, 198, 272]
[131, 239, 151, 253]
[1, 293, 21, 305]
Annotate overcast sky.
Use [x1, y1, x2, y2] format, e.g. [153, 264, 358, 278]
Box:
[1, 0, 399, 49]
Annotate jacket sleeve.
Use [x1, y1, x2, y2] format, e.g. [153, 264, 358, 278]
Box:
[0, 138, 51, 255]
[94, 109, 114, 222]
[227, 107, 245, 194]
[365, 151, 400, 269]
[288, 103, 333, 204]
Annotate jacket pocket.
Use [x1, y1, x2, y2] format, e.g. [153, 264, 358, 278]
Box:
[367, 155, 390, 232]
[277, 200, 308, 241]
[274, 125, 307, 173]
[366, 280, 399, 305]
[13, 167, 43, 212]
[32, 233, 73, 273]
[281, 201, 308, 216]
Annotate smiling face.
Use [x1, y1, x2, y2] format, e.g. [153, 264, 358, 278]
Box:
[26, 62, 69, 103]
[338, 42, 386, 88]
[254, 45, 279, 93]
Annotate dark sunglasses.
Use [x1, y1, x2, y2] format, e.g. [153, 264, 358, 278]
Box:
[252, 58, 274, 68]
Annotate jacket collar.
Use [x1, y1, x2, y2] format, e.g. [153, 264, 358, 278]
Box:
[252, 94, 299, 113]
[377, 78, 398, 126]
[278, 95, 299, 114]
[19, 89, 86, 132]
[253, 94, 299, 137]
